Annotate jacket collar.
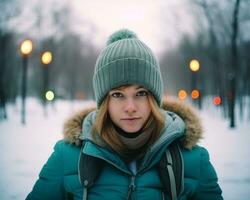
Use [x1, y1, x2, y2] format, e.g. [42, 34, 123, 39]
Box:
[63, 99, 203, 149]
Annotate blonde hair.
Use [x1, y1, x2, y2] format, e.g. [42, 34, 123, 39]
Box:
[92, 93, 165, 154]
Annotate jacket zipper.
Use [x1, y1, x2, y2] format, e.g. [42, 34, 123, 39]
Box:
[127, 176, 136, 200]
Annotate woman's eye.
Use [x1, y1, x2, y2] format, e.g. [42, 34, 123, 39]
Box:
[111, 92, 123, 98]
[136, 90, 148, 97]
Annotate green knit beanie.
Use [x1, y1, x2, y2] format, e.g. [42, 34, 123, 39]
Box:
[93, 29, 163, 107]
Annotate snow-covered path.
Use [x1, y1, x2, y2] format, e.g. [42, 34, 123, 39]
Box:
[0, 99, 249, 200]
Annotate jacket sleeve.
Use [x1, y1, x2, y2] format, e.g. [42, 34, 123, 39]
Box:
[26, 141, 65, 200]
[193, 147, 223, 200]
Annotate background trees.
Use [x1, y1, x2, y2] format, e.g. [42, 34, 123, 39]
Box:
[1, 0, 249, 126]
[159, 0, 250, 127]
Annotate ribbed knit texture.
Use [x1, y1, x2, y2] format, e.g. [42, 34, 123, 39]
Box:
[93, 30, 163, 107]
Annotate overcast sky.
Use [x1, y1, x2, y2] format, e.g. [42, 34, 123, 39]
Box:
[10, 0, 203, 55]
[70, 0, 199, 55]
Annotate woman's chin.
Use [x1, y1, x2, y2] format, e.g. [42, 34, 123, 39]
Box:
[120, 126, 141, 133]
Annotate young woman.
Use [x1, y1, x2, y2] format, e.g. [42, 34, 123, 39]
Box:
[26, 29, 223, 200]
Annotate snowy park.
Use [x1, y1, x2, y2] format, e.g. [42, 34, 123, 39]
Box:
[1, 0, 250, 199]
[0, 98, 249, 200]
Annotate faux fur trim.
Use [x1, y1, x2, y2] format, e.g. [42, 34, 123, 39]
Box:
[63, 99, 203, 149]
[63, 107, 96, 146]
[161, 99, 203, 149]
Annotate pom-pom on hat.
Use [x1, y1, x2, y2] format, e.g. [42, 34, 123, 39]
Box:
[93, 29, 164, 107]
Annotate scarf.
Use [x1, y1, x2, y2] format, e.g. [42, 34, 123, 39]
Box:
[114, 125, 154, 162]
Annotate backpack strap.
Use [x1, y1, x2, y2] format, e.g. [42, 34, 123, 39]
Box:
[78, 141, 104, 200]
[157, 141, 184, 200]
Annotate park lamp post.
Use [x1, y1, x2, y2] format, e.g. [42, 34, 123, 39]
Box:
[189, 59, 201, 108]
[41, 51, 53, 115]
[20, 39, 33, 124]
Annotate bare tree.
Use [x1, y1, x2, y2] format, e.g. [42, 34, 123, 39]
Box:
[228, 0, 241, 127]
[0, 0, 21, 119]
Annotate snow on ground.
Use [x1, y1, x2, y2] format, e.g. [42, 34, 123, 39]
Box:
[0, 98, 249, 200]
[199, 111, 250, 200]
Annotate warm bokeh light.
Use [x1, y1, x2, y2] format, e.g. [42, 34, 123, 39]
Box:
[191, 89, 200, 99]
[213, 96, 222, 106]
[41, 51, 53, 65]
[45, 91, 55, 101]
[178, 90, 187, 100]
[189, 59, 200, 72]
[20, 39, 33, 55]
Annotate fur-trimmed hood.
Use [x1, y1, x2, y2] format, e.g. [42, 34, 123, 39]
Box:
[63, 99, 203, 149]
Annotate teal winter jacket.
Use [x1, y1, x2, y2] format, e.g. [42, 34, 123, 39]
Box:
[26, 100, 223, 200]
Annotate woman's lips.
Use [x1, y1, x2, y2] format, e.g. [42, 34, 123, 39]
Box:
[121, 117, 140, 121]
[121, 117, 141, 124]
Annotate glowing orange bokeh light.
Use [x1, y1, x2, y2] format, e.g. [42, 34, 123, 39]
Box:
[213, 96, 222, 106]
[178, 90, 187, 100]
[191, 90, 200, 99]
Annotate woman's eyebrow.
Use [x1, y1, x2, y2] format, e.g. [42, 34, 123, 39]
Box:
[109, 89, 122, 93]
[136, 86, 146, 90]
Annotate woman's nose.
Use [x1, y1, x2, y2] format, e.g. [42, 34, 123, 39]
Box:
[124, 98, 137, 113]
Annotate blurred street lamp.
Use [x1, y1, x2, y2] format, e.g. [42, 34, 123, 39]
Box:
[20, 39, 33, 124]
[20, 40, 33, 55]
[189, 59, 201, 108]
[41, 51, 53, 115]
[178, 89, 187, 100]
[191, 89, 200, 99]
[189, 59, 200, 90]
[213, 96, 222, 106]
[189, 59, 200, 72]
[45, 90, 55, 101]
[41, 51, 52, 65]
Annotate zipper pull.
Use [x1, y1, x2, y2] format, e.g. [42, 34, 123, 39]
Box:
[127, 176, 136, 200]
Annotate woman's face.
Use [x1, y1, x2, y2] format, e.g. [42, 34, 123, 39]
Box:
[108, 85, 151, 133]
